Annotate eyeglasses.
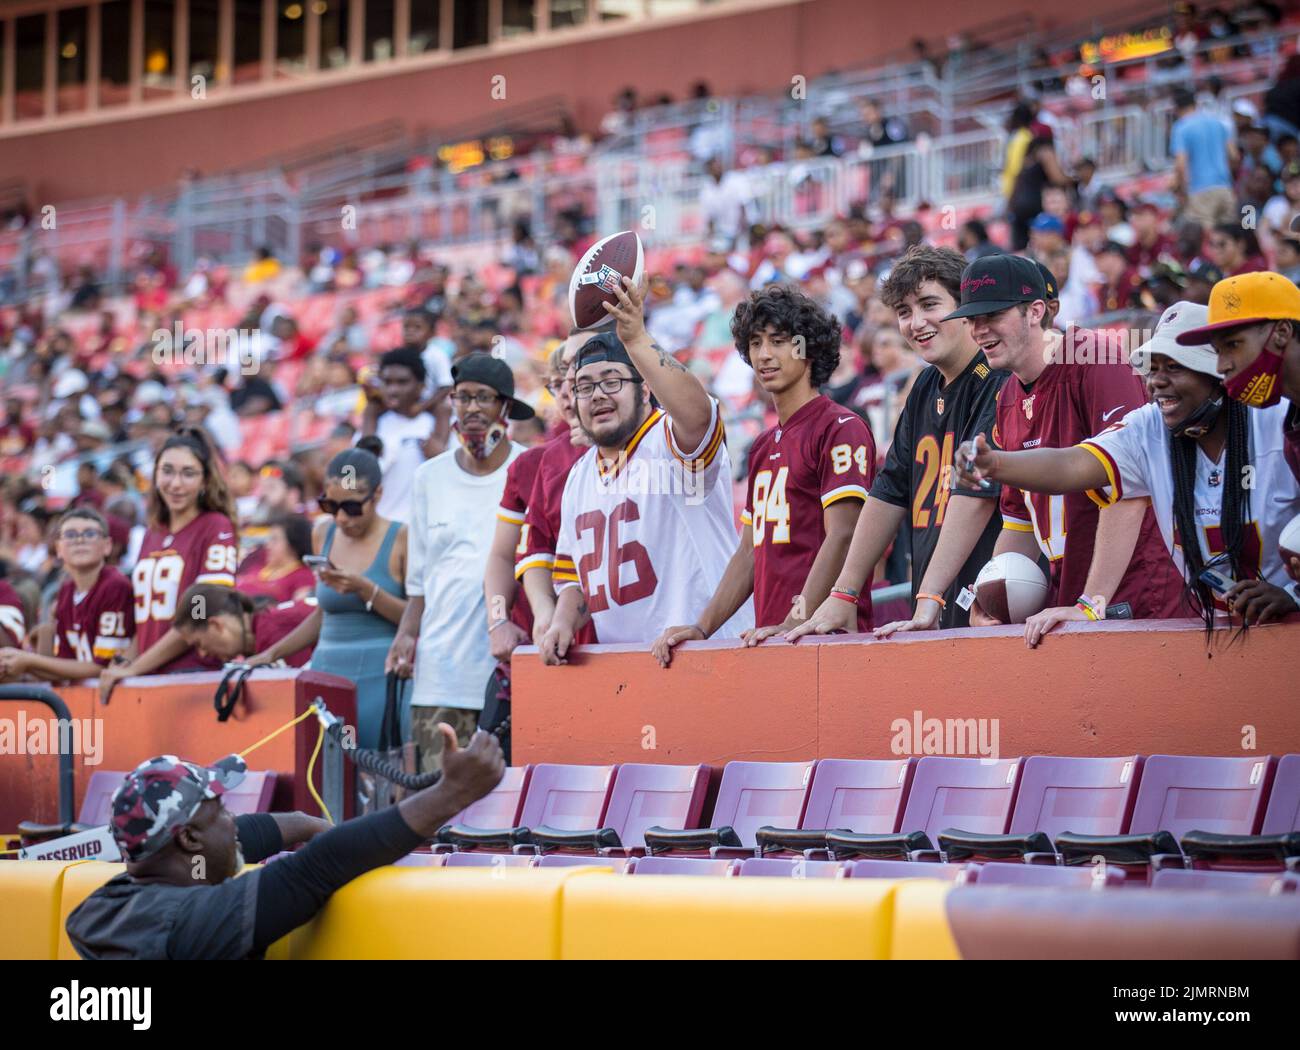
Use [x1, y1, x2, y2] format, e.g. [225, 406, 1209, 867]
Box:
[544, 379, 569, 398]
[59, 529, 104, 543]
[318, 493, 374, 517]
[573, 376, 640, 399]
[451, 392, 503, 409]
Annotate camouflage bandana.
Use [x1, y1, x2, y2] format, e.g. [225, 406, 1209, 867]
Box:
[110, 754, 247, 862]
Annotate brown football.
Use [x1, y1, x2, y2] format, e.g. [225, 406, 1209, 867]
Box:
[568, 230, 645, 330]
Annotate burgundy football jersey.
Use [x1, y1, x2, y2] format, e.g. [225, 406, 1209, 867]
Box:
[0, 579, 24, 647]
[742, 396, 875, 629]
[515, 434, 596, 644]
[132, 511, 238, 672]
[251, 599, 317, 667]
[496, 442, 548, 636]
[991, 348, 1185, 617]
[53, 566, 135, 666]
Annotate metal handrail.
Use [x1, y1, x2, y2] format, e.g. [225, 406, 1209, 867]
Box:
[0, 685, 77, 828]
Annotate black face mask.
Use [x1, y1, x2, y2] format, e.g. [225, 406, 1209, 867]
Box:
[1171, 392, 1224, 439]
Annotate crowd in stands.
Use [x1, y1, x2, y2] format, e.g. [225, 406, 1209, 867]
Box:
[3, 15, 1300, 772]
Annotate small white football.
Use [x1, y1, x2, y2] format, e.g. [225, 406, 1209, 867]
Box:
[568, 230, 645, 330]
[974, 551, 1050, 624]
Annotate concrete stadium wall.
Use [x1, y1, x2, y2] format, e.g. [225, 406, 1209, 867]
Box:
[511, 619, 1300, 767]
[1, 0, 1144, 202]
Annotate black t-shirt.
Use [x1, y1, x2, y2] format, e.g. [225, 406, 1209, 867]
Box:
[869, 352, 1008, 627]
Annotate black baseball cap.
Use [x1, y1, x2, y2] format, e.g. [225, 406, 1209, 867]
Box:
[574, 330, 645, 381]
[451, 352, 535, 420]
[1033, 259, 1059, 300]
[943, 255, 1048, 320]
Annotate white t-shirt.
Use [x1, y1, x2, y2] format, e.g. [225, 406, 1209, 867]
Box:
[1080, 400, 1300, 602]
[406, 443, 525, 710]
[369, 411, 437, 525]
[554, 401, 754, 644]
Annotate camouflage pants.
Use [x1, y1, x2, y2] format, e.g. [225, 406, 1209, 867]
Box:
[409, 706, 480, 775]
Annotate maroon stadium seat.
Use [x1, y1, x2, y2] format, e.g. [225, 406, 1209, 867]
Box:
[1055, 755, 1277, 879]
[1150, 868, 1299, 893]
[976, 861, 1125, 888]
[455, 765, 532, 828]
[393, 853, 448, 867]
[437, 764, 617, 853]
[443, 852, 536, 868]
[826, 757, 1023, 862]
[632, 857, 740, 876]
[1179, 754, 1300, 871]
[535, 855, 635, 872]
[844, 859, 976, 882]
[642, 760, 815, 857]
[938, 755, 1141, 863]
[736, 858, 845, 878]
[754, 758, 916, 857]
[528, 763, 711, 855]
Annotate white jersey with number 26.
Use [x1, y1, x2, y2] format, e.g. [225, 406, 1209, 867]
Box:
[554, 400, 754, 644]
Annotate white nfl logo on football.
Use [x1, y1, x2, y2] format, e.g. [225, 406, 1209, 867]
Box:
[974, 551, 1050, 624]
[569, 230, 645, 330]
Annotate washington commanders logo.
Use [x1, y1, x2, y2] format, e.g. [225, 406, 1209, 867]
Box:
[1021, 394, 1035, 420]
[935, 397, 945, 416]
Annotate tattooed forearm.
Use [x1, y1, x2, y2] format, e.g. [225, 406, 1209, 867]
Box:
[651, 341, 689, 373]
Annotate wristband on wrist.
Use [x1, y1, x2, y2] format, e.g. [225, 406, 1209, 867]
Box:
[916, 592, 947, 609]
[487, 618, 510, 633]
[1075, 595, 1104, 621]
[829, 588, 859, 605]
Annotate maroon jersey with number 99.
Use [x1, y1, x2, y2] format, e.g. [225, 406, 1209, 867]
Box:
[742, 396, 876, 629]
[132, 511, 238, 672]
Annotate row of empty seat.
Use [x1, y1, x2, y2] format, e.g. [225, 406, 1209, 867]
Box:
[393, 851, 1300, 893]
[430, 754, 1300, 881]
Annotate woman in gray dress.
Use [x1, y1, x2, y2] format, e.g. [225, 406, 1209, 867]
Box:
[249, 449, 408, 749]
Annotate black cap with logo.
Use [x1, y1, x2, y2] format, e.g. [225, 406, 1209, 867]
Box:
[1032, 259, 1059, 300]
[451, 351, 535, 420]
[943, 254, 1048, 320]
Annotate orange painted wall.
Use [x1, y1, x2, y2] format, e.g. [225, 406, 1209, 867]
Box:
[511, 619, 1300, 767]
[0, 0, 1146, 202]
[0, 668, 355, 832]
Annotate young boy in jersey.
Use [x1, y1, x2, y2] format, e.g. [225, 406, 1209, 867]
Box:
[788, 245, 1009, 640]
[956, 301, 1300, 631]
[539, 277, 753, 663]
[0, 507, 135, 681]
[943, 253, 1186, 635]
[652, 284, 873, 666]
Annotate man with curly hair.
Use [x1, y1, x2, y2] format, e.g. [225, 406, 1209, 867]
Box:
[789, 245, 1010, 638]
[653, 284, 874, 665]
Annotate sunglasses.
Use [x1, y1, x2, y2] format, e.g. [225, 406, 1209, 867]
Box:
[59, 528, 105, 543]
[318, 493, 374, 517]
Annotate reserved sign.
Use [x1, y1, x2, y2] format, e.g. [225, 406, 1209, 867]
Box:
[19, 825, 121, 862]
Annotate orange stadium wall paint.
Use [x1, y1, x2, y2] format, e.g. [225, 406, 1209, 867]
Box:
[0, 669, 355, 833]
[1, 0, 1144, 202]
[511, 619, 1300, 767]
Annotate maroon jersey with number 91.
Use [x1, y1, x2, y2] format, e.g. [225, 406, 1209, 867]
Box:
[132, 511, 238, 672]
[742, 395, 876, 629]
[54, 566, 135, 666]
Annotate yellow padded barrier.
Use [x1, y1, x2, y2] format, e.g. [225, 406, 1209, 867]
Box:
[889, 880, 961, 959]
[283, 865, 607, 960]
[56, 861, 126, 960]
[560, 874, 895, 959]
[0, 860, 80, 960]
